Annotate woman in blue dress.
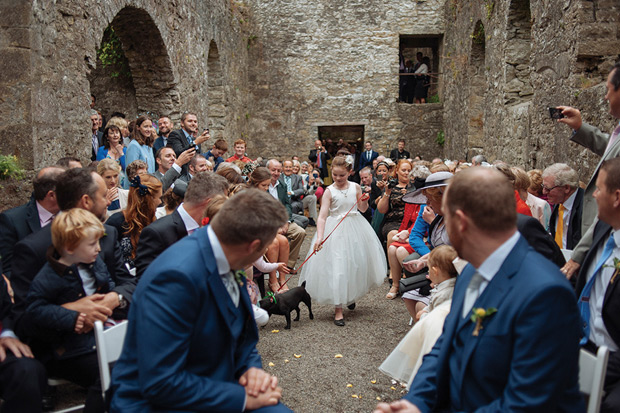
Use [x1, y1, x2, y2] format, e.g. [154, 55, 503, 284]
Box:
[126, 116, 156, 173]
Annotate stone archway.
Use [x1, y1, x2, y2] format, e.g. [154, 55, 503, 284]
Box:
[88, 6, 177, 121]
[207, 40, 227, 140]
[504, 0, 532, 105]
[467, 20, 486, 160]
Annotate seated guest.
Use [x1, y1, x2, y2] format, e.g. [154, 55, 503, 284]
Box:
[96, 125, 127, 171]
[527, 168, 545, 198]
[204, 138, 228, 171]
[126, 116, 156, 174]
[155, 183, 186, 219]
[512, 166, 551, 230]
[106, 174, 162, 272]
[217, 166, 245, 185]
[307, 168, 324, 204]
[359, 166, 375, 222]
[153, 146, 193, 192]
[575, 157, 620, 412]
[376, 159, 413, 243]
[543, 163, 584, 250]
[125, 159, 148, 182]
[11, 168, 135, 339]
[0, 166, 64, 278]
[249, 167, 292, 292]
[90, 110, 103, 161]
[280, 160, 318, 227]
[97, 158, 129, 218]
[106, 117, 131, 147]
[134, 172, 229, 277]
[26, 209, 115, 411]
[110, 190, 291, 412]
[495, 163, 532, 216]
[380, 245, 458, 388]
[291, 159, 301, 175]
[57, 156, 82, 169]
[225, 138, 253, 163]
[0, 261, 46, 412]
[179, 154, 208, 183]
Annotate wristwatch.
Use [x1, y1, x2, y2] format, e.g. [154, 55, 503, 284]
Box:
[118, 294, 127, 309]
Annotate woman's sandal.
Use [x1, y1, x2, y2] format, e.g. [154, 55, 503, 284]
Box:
[278, 282, 289, 292]
[386, 287, 399, 300]
[269, 282, 281, 293]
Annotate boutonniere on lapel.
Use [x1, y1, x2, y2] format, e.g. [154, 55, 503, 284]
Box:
[604, 258, 620, 284]
[234, 270, 247, 287]
[470, 307, 497, 336]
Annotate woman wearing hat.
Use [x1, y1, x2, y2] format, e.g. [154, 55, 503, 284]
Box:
[400, 171, 453, 316]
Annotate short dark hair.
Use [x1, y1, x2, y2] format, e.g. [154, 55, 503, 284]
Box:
[611, 62, 620, 91]
[601, 157, 620, 192]
[57, 157, 81, 168]
[190, 154, 206, 168]
[102, 125, 121, 150]
[445, 167, 516, 233]
[214, 139, 228, 151]
[398, 139, 406, 144]
[181, 112, 197, 123]
[56, 169, 99, 211]
[184, 172, 229, 205]
[33, 167, 64, 201]
[109, 112, 126, 119]
[155, 146, 174, 160]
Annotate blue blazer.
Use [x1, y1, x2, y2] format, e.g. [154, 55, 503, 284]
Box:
[110, 226, 261, 412]
[358, 150, 378, 170]
[405, 236, 584, 412]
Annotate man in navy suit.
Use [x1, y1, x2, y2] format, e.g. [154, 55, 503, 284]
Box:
[152, 115, 173, 155]
[358, 141, 379, 171]
[111, 189, 291, 412]
[375, 167, 583, 413]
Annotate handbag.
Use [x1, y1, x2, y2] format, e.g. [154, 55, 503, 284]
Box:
[399, 272, 431, 295]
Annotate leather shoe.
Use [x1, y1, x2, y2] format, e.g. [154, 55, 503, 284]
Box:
[308, 218, 316, 226]
[347, 303, 356, 310]
[334, 318, 345, 326]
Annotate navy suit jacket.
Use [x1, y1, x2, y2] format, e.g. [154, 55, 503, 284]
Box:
[0, 198, 42, 277]
[549, 188, 584, 250]
[152, 136, 166, 156]
[405, 236, 584, 412]
[358, 150, 378, 170]
[110, 226, 261, 411]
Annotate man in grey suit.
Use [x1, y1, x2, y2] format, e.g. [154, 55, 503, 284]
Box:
[280, 159, 317, 226]
[153, 147, 194, 192]
[558, 61, 620, 278]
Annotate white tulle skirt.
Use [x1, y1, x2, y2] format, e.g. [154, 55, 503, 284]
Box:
[298, 212, 387, 306]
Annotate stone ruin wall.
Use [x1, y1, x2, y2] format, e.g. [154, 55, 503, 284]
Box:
[442, 0, 620, 183]
[2, 0, 620, 209]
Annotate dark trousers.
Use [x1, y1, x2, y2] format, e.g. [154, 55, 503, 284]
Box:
[47, 352, 104, 413]
[0, 354, 46, 412]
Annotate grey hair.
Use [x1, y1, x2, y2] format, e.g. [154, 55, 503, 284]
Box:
[184, 172, 230, 205]
[472, 154, 487, 164]
[410, 165, 431, 180]
[542, 163, 579, 188]
[266, 159, 281, 169]
[217, 162, 242, 175]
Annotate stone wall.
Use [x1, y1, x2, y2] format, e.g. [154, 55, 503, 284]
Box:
[244, 0, 447, 160]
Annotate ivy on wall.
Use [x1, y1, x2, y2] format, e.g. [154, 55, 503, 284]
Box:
[96, 26, 132, 79]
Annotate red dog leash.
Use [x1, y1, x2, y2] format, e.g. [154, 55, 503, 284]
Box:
[277, 194, 366, 292]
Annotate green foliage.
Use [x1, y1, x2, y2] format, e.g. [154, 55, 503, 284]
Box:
[436, 130, 445, 147]
[484, 1, 494, 20]
[427, 94, 440, 104]
[0, 155, 24, 180]
[96, 26, 132, 79]
[471, 24, 485, 45]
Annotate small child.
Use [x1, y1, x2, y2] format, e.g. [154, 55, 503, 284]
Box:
[298, 155, 387, 326]
[379, 245, 459, 388]
[26, 208, 116, 360]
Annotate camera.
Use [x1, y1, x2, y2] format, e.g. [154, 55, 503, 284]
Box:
[387, 178, 399, 189]
[313, 173, 319, 178]
[548, 107, 564, 120]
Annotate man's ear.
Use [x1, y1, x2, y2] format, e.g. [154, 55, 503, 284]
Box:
[613, 189, 620, 209]
[454, 209, 468, 233]
[79, 194, 92, 210]
[247, 239, 263, 255]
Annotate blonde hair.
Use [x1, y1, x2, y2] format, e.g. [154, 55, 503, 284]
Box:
[202, 194, 228, 221]
[52, 208, 104, 252]
[97, 158, 122, 175]
[428, 245, 458, 278]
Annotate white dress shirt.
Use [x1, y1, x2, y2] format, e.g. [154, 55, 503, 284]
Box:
[176, 204, 199, 234]
[36, 201, 55, 227]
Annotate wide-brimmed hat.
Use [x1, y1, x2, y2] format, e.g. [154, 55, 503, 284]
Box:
[403, 171, 453, 204]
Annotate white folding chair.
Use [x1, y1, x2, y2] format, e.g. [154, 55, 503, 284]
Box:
[94, 320, 128, 398]
[579, 345, 609, 413]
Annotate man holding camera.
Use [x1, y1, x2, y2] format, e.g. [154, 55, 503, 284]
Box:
[309, 140, 330, 179]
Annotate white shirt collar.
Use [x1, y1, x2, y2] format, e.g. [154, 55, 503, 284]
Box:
[476, 231, 521, 283]
[206, 225, 230, 275]
[36, 201, 54, 227]
[177, 203, 199, 233]
[562, 189, 578, 211]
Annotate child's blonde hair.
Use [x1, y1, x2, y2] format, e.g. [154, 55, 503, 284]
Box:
[51, 208, 104, 252]
[428, 245, 458, 278]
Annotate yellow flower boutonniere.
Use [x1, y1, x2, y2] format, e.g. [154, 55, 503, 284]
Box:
[604, 258, 620, 284]
[234, 270, 247, 287]
[470, 307, 497, 336]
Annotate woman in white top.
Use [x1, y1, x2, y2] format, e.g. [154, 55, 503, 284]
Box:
[97, 158, 129, 219]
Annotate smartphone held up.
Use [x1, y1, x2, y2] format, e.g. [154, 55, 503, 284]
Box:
[548, 107, 565, 120]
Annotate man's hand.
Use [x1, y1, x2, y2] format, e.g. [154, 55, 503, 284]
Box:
[403, 259, 425, 273]
[100, 292, 120, 311]
[175, 148, 196, 167]
[194, 129, 210, 145]
[0, 337, 34, 361]
[239, 367, 278, 397]
[245, 386, 282, 410]
[62, 294, 112, 330]
[561, 259, 581, 280]
[557, 106, 583, 131]
[374, 400, 421, 413]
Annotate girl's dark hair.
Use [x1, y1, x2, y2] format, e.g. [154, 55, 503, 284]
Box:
[131, 116, 154, 147]
[249, 167, 271, 187]
[103, 125, 122, 150]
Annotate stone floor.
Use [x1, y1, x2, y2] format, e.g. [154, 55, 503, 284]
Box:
[56, 226, 414, 412]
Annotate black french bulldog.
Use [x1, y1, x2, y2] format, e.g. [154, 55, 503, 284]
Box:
[258, 281, 314, 329]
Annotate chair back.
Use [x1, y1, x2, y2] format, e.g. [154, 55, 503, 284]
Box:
[95, 320, 129, 396]
[579, 345, 609, 413]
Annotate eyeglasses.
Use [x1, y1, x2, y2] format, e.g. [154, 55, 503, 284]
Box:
[541, 184, 560, 192]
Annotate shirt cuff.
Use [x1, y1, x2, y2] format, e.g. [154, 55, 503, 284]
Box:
[0, 329, 17, 339]
[171, 163, 182, 173]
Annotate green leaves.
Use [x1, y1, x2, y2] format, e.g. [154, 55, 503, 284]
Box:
[96, 26, 132, 79]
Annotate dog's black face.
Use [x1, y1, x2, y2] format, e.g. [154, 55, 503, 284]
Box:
[257, 283, 314, 329]
[258, 295, 277, 314]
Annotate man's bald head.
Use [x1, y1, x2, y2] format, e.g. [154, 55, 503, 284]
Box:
[445, 167, 516, 233]
[33, 167, 65, 201]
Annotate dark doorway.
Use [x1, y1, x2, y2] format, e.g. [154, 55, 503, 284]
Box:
[399, 35, 442, 103]
[318, 125, 365, 158]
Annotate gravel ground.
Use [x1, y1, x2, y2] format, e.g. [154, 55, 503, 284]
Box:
[257, 227, 412, 413]
[57, 227, 413, 412]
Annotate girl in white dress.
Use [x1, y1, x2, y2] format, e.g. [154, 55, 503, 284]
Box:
[299, 156, 387, 326]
